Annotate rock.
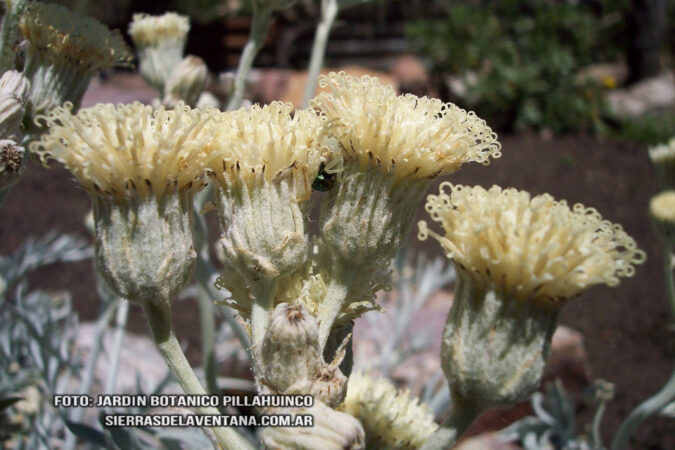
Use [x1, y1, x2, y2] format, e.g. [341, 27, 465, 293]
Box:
[81, 73, 157, 107]
[606, 71, 675, 118]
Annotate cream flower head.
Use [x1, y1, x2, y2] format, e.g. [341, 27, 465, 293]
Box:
[128, 13, 190, 91]
[419, 183, 646, 303]
[128, 12, 189, 49]
[208, 101, 327, 200]
[19, 2, 131, 74]
[29, 102, 222, 200]
[310, 72, 501, 181]
[649, 137, 675, 188]
[339, 371, 438, 449]
[649, 136, 675, 166]
[649, 190, 675, 246]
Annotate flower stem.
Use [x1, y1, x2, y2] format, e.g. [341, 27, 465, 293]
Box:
[317, 263, 355, 353]
[611, 367, 675, 450]
[250, 280, 278, 361]
[226, 9, 271, 111]
[301, 0, 339, 108]
[610, 249, 675, 450]
[420, 400, 481, 450]
[664, 251, 675, 322]
[0, 0, 27, 74]
[142, 301, 253, 450]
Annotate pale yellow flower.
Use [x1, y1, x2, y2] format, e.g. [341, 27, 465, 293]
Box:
[419, 183, 646, 303]
[340, 371, 438, 449]
[649, 190, 675, 246]
[311, 72, 501, 181]
[207, 101, 327, 200]
[128, 12, 189, 49]
[30, 102, 221, 200]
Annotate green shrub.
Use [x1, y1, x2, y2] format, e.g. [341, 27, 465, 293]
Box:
[408, 0, 627, 133]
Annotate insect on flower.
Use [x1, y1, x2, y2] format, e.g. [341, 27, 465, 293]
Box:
[312, 163, 336, 191]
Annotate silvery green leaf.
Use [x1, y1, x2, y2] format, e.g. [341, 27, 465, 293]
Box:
[64, 420, 107, 448]
[661, 400, 675, 418]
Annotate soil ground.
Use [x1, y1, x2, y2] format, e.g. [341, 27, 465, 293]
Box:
[1, 106, 673, 448]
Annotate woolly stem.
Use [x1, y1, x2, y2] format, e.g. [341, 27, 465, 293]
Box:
[301, 0, 338, 108]
[226, 9, 271, 111]
[420, 400, 481, 450]
[0, 0, 27, 74]
[317, 262, 355, 352]
[611, 367, 675, 450]
[610, 249, 675, 450]
[142, 300, 253, 450]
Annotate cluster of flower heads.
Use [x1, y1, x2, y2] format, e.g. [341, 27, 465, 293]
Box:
[19, 2, 131, 73]
[30, 102, 222, 199]
[30, 71, 645, 305]
[419, 183, 647, 303]
[311, 72, 502, 181]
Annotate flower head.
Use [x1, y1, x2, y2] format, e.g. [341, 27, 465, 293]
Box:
[128, 12, 189, 49]
[649, 137, 675, 189]
[649, 190, 675, 246]
[20, 2, 131, 74]
[419, 183, 646, 303]
[208, 101, 327, 200]
[128, 13, 190, 90]
[310, 72, 501, 181]
[30, 102, 221, 200]
[339, 371, 438, 449]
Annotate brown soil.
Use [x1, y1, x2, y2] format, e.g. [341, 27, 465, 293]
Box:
[1, 123, 672, 447]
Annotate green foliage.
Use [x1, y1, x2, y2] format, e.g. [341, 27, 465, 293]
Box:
[408, 0, 627, 133]
[612, 107, 675, 146]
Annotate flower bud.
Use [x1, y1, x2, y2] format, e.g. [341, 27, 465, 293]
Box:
[0, 139, 24, 193]
[307, 363, 348, 408]
[164, 56, 208, 107]
[650, 137, 675, 189]
[261, 303, 322, 393]
[442, 266, 557, 410]
[92, 193, 196, 305]
[261, 400, 365, 450]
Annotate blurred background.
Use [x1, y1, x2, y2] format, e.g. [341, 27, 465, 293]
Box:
[1, 0, 674, 448]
